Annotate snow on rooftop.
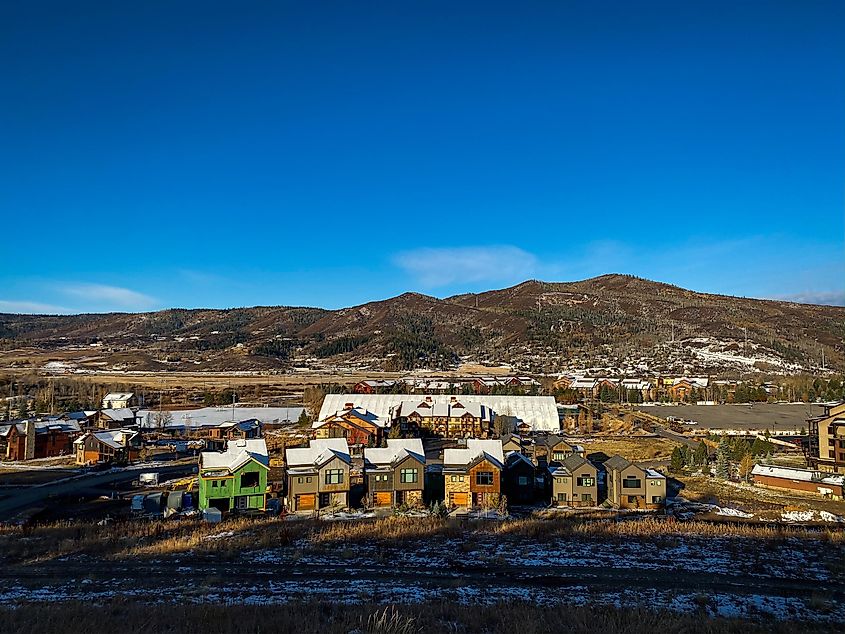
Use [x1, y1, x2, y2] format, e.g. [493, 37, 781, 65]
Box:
[320, 394, 560, 432]
[201, 438, 269, 472]
[752, 464, 845, 486]
[444, 439, 505, 469]
[138, 406, 305, 429]
[286, 438, 351, 468]
[364, 438, 425, 466]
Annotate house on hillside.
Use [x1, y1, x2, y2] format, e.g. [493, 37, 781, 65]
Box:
[534, 435, 584, 465]
[442, 439, 504, 509]
[216, 419, 262, 440]
[102, 392, 137, 409]
[285, 438, 352, 512]
[74, 429, 141, 465]
[353, 380, 398, 394]
[97, 408, 138, 429]
[548, 455, 598, 507]
[472, 376, 539, 394]
[199, 439, 269, 513]
[666, 377, 709, 402]
[0, 419, 81, 461]
[502, 451, 536, 504]
[363, 438, 426, 507]
[311, 405, 387, 449]
[604, 455, 666, 509]
[501, 433, 532, 456]
[568, 378, 599, 399]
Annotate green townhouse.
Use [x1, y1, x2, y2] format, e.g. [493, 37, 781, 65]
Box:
[199, 438, 270, 513]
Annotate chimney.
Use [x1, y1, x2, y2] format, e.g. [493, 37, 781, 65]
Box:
[24, 419, 36, 460]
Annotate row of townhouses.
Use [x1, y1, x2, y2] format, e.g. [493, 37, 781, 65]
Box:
[197, 435, 667, 515]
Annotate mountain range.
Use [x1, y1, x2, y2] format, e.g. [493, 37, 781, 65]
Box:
[1, 275, 842, 376]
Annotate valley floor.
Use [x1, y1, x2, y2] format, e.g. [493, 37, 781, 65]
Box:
[1, 515, 843, 629]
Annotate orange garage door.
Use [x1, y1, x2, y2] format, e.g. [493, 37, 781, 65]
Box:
[296, 494, 315, 511]
[373, 492, 393, 507]
[450, 492, 468, 507]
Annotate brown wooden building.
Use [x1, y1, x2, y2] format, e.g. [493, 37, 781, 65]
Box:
[0, 419, 81, 461]
[443, 439, 504, 508]
[311, 406, 387, 448]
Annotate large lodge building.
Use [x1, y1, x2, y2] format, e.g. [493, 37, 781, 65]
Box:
[808, 401, 845, 474]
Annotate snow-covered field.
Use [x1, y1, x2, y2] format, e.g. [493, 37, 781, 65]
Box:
[1, 530, 842, 624]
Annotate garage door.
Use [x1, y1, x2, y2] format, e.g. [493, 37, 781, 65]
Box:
[373, 492, 393, 507]
[296, 494, 315, 511]
[449, 492, 468, 507]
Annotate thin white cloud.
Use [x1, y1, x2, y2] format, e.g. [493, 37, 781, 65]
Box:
[775, 290, 845, 307]
[394, 246, 538, 287]
[0, 300, 70, 314]
[59, 283, 158, 310]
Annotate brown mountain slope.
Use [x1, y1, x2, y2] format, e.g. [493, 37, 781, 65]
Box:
[0, 275, 842, 374]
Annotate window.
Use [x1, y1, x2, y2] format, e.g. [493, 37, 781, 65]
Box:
[557, 492, 567, 502]
[552, 451, 567, 460]
[451, 475, 465, 482]
[325, 469, 344, 485]
[518, 476, 529, 486]
[651, 496, 662, 504]
[650, 479, 661, 486]
[622, 477, 641, 489]
[306, 477, 312, 483]
[375, 474, 388, 482]
[476, 471, 494, 486]
[582, 493, 592, 502]
[235, 495, 248, 510]
[627, 495, 638, 503]
[241, 471, 260, 488]
[576, 475, 595, 487]
[297, 477, 303, 484]
[400, 468, 418, 484]
[212, 480, 219, 488]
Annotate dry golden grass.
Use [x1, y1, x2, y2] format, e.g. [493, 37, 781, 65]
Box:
[2, 512, 841, 568]
[681, 475, 845, 516]
[0, 599, 832, 634]
[581, 437, 679, 460]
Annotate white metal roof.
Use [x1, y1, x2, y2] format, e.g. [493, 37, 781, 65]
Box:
[320, 394, 560, 432]
[103, 392, 134, 401]
[752, 464, 845, 486]
[100, 408, 136, 421]
[137, 406, 305, 430]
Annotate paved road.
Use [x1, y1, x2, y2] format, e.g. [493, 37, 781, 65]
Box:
[0, 462, 196, 521]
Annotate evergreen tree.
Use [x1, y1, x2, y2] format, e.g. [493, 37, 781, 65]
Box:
[693, 441, 709, 467]
[670, 446, 685, 472]
[715, 438, 730, 479]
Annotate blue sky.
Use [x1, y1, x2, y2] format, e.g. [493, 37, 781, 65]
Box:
[1, 1, 843, 313]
